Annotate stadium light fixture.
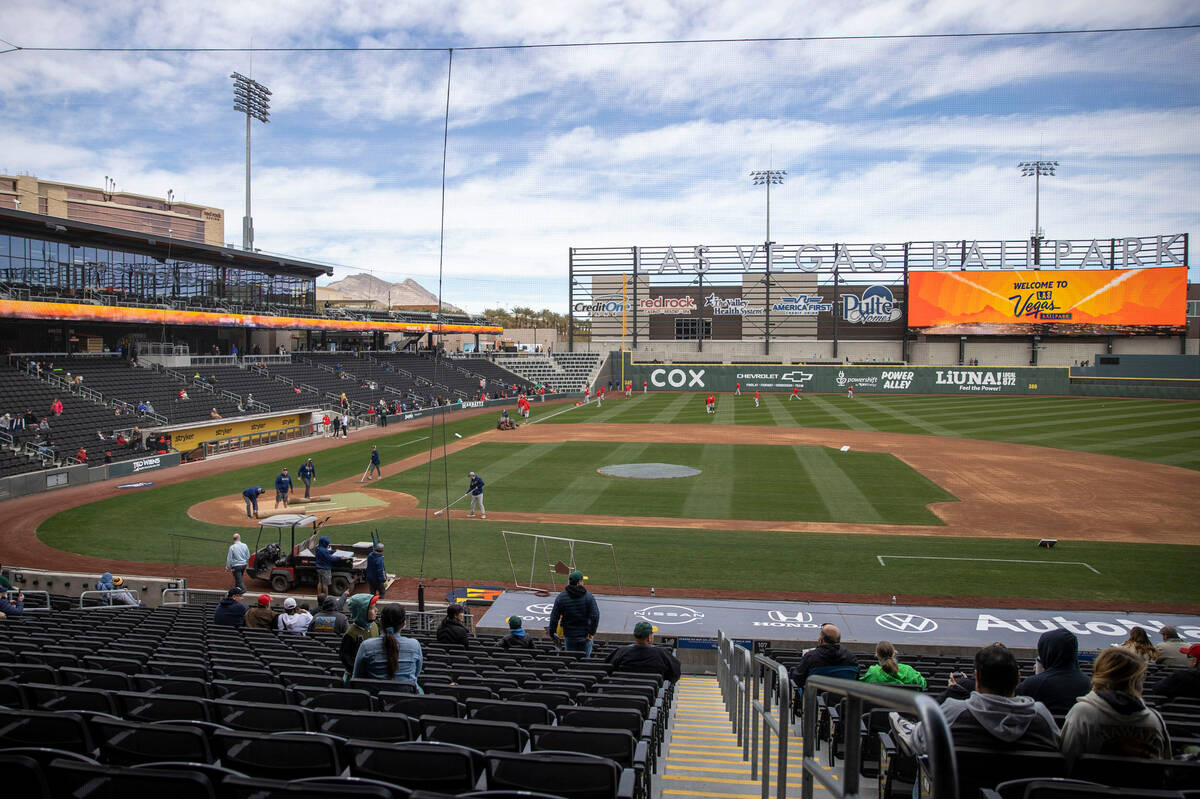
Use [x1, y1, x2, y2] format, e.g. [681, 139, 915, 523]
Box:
[750, 169, 786, 248]
[231, 71, 272, 252]
[1018, 160, 1057, 243]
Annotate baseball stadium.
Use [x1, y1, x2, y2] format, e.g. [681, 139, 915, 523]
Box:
[0, 7, 1199, 798]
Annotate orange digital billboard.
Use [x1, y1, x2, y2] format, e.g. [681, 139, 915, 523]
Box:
[907, 267, 1186, 331]
[0, 299, 502, 335]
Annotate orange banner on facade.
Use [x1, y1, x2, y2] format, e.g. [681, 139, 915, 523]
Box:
[908, 267, 1187, 327]
[0, 299, 501, 335]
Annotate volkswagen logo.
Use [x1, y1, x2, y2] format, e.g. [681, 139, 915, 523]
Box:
[875, 613, 938, 634]
[635, 604, 705, 625]
[525, 603, 554, 615]
[767, 610, 814, 623]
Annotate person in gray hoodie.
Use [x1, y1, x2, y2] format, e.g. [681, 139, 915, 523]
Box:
[909, 644, 1060, 754]
[1015, 628, 1091, 717]
[1060, 645, 1171, 762]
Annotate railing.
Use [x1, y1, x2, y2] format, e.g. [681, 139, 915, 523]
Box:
[202, 422, 318, 458]
[5, 589, 50, 613]
[407, 608, 475, 634]
[249, 364, 268, 376]
[23, 441, 55, 464]
[298, 383, 319, 394]
[247, 399, 272, 413]
[79, 589, 143, 609]
[0, 430, 12, 449]
[244, 354, 293, 365]
[189, 355, 238, 367]
[136, 342, 189, 356]
[717, 630, 957, 799]
[220, 389, 242, 404]
[162, 587, 228, 606]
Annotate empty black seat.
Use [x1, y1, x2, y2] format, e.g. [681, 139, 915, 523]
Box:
[348, 740, 484, 793]
[466, 697, 554, 729]
[212, 698, 313, 733]
[0, 708, 95, 754]
[90, 717, 211, 766]
[213, 730, 343, 780]
[486, 749, 633, 799]
[315, 709, 418, 743]
[420, 715, 528, 753]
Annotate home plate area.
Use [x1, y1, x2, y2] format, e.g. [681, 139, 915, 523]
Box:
[479, 593, 1200, 650]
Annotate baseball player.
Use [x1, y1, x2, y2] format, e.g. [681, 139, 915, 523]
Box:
[754, 390, 760, 408]
[584, 385, 591, 403]
[596, 386, 604, 408]
[366, 445, 382, 480]
[847, 384, 855, 399]
[467, 471, 486, 519]
[643, 380, 648, 394]
[298, 457, 316, 499]
[735, 382, 742, 396]
[242, 486, 265, 519]
[517, 395, 531, 420]
[274, 468, 293, 508]
[624, 382, 631, 398]
[789, 386, 802, 401]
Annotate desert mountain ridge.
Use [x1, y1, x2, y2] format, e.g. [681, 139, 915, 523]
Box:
[321, 273, 462, 312]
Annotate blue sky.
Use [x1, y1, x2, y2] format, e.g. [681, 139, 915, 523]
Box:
[1, 1, 1197, 312]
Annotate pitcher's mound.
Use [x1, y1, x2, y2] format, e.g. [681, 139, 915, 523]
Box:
[188, 488, 419, 527]
[598, 463, 701, 479]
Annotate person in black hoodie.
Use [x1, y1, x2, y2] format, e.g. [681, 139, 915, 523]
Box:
[1015, 628, 1091, 716]
[436, 604, 471, 647]
[497, 615, 535, 649]
[213, 587, 248, 627]
[788, 623, 860, 693]
[548, 570, 600, 657]
[607, 621, 681, 682]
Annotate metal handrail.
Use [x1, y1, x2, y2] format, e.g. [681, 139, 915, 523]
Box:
[4, 589, 51, 613]
[162, 587, 227, 606]
[79, 588, 142, 609]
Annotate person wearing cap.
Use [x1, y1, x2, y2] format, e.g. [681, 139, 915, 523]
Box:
[298, 457, 316, 499]
[242, 485, 266, 519]
[1155, 626, 1190, 667]
[366, 542, 387, 598]
[498, 615, 534, 650]
[95, 572, 142, 607]
[366, 445, 382, 480]
[244, 594, 278, 629]
[314, 535, 336, 602]
[607, 621, 681, 682]
[340, 593, 381, 682]
[226, 533, 250, 591]
[213, 587, 248, 627]
[274, 467, 293, 508]
[1015, 628, 1091, 716]
[436, 604, 472, 648]
[467, 471, 486, 518]
[310, 595, 350, 635]
[1152, 643, 1200, 703]
[548, 570, 600, 656]
[277, 596, 314, 634]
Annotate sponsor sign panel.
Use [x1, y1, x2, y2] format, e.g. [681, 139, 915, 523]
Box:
[106, 452, 181, 478]
[479, 593, 1200, 649]
[841, 285, 903, 324]
[0, 299, 501, 335]
[908, 267, 1187, 329]
[170, 413, 305, 450]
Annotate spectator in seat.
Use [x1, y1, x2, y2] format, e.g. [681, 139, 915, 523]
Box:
[136, 400, 148, 414]
[23, 409, 36, 429]
[213, 587, 248, 627]
[788, 623, 860, 693]
[860, 641, 926, 689]
[1016, 628, 1091, 716]
[901, 644, 1060, 755]
[1061, 646, 1171, 762]
[1153, 643, 1200, 703]
[244, 594, 278, 629]
[310, 595, 350, 635]
[277, 597, 313, 634]
[497, 615, 535, 650]
[50, 397, 63, 416]
[339, 593, 380, 680]
[353, 604, 423, 687]
[210, 407, 221, 419]
[0, 590, 25, 619]
[74, 447, 87, 463]
[115, 432, 128, 447]
[1154, 626, 1189, 667]
[1119, 626, 1158, 662]
[103, 451, 112, 464]
[436, 604, 471, 647]
[607, 620, 682, 682]
[178, 388, 189, 401]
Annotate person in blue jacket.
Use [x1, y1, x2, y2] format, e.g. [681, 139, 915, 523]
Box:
[298, 458, 316, 499]
[366, 542, 387, 597]
[274, 467, 293, 509]
[213, 587, 248, 627]
[242, 485, 265, 519]
[547, 570, 600, 657]
[468, 471, 486, 518]
[314, 535, 336, 601]
[366, 445, 382, 480]
[0, 590, 25, 619]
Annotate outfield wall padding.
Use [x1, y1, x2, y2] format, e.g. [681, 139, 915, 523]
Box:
[620, 353, 1069, 395]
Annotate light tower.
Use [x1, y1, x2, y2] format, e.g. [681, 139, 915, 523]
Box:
[750, 169, 786, 355]
[1019, 160, 1057, 265]
[231, 71, 271, 251]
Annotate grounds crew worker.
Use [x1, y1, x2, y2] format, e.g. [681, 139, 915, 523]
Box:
[242, 486, 266, 519]
[274, 467, 293, 508]
[468, 471, 486, 518]
[298, 458, 316, 499]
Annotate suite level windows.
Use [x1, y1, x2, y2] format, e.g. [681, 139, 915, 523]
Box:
[675, 318, 712, 340]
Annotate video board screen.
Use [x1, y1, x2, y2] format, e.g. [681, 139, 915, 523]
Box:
[907, 267, 1186, 335]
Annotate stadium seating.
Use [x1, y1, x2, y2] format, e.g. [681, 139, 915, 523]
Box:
[488, 352, 601, 392]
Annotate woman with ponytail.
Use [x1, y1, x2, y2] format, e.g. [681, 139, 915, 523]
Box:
[352, 604, 424, 688]
[860, 641, 927, 689]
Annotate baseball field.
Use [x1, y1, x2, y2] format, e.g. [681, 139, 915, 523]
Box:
[27, 392, 1200, 609]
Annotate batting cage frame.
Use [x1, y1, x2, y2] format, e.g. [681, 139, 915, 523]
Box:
[501, 529, 623, 595]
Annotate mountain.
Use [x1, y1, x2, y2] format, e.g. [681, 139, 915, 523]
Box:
[321, 273, 461, 311]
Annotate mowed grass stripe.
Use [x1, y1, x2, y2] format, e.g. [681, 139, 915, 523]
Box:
[654, 392, 700, 424]
[792, 446, 884, 524]
[543, 441, 652, 514]
[763, 393, 798, 427]
[682, 444, 733, 519]
[801, 394, 878, 430]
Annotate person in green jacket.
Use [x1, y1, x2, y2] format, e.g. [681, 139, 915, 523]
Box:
[860, 641, 927, 689]
[339, 592, 381, 683]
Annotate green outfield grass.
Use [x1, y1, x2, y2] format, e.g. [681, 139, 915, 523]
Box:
[380, 441, 956, 525]
[543, 393, 1200, 470]
[35, 394, 1200, 604]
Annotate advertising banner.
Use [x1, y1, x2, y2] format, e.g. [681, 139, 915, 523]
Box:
[0, 299, 502, 335]
[168, 412, 307, 450]
[106, 452, 181, 478]
[908, 267, 1187, 332]
[623, 358, 1069, 395]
